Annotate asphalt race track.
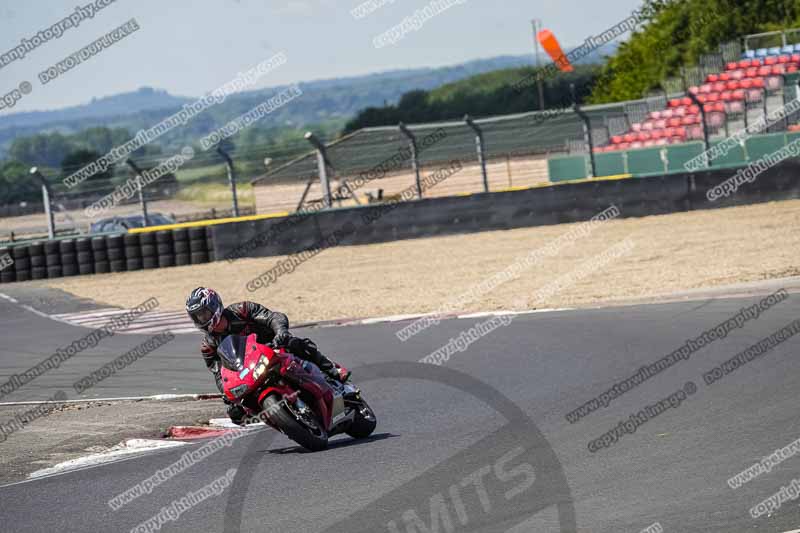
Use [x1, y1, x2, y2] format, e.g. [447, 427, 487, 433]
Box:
[1, 291, 800, 532]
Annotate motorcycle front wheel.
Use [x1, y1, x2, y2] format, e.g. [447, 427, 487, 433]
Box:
[262, 394, 329, 452]
[346, 397, 377, 439]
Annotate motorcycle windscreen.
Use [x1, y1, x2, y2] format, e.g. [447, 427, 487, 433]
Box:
[217, 335, 247, 371]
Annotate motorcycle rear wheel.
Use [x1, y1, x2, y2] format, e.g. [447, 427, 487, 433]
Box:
[346, 398, 377, 439]
[262, 395, 328, 452]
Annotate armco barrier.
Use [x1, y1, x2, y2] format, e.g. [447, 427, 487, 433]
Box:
[210, 160, 800, 261]
[1, 160, 798, 284]
[0, 227, 212, 284]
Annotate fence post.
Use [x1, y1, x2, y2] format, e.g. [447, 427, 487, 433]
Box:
[465, 115, 489, 192]
[30, 167, 55, 239]
[125, 159, 150, 227]
[687, 93, 711, 166]
[216, 146, 240, 217]
[304, 132, 332, 209]
[571, 84, 597, 178]
[398, 122, 423, 198]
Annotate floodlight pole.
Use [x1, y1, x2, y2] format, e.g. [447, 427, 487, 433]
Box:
[465, 115, 489, 192]
[399, 122, 423, 198]
[687, 93, 711, 166]
[304, 132, 332, 209]
[571, 84, 597, 178]
[216, 146, 240, 217]
[30, 167, 55, 239]
[125, 159, 150, 226]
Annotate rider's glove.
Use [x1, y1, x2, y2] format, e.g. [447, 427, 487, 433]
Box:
[272, 330, 292, 347]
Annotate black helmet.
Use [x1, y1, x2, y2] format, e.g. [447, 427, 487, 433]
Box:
[186, 287, 224, 332]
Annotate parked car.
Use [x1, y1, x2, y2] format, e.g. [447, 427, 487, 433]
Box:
[89, 213, 175, 234]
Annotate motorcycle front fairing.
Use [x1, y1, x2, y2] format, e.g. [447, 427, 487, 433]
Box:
[218, 334, 274, 403]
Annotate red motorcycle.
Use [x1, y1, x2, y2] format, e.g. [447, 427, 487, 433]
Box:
[217, 333, 377, 451]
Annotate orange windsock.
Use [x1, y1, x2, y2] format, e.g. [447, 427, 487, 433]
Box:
[538, 29, 573, 72]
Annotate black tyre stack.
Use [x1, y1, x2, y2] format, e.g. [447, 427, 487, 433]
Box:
[45, 240, 62, 279]
[60, 239, 79, 277]
[76, 238, 94, 275]
[11, 245, 30, 282]
[124, 233, 142, 271]
[139, 232, 158, 269]
[156, 230, 175, 268]
[188, 227, 209, 264]
[29, 242, 47, 280]
[92, 236, 110, 274]
[107, 235, 126, 273]
[173, 229, 191, 266]
[0, 246, 15, 283]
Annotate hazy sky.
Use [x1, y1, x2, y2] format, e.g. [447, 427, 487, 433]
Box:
[0, 0, 642, 114]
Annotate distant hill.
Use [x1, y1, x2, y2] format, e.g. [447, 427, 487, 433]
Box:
[0, 55, 540, 157]
[0, 87, 194, 130]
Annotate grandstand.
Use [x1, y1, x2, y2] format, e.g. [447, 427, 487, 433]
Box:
[252, 31, 800, 213]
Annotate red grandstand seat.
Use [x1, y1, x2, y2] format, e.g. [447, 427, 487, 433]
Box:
[707, 73, 720, 83]
[661, 109, 674, 118]
[747, 89, 763, 101]
[731, 89, 746, 100]
[688, 125, 703, 139]
[746, 67, 759, 77]
[726, 61, 738, 70]
[655, 119, 667, 129]
[788, 65, 799, 73]
[730, 69, 745, 80]
[765, 56, 778, 65]
[706, 92, 720, 102]
[703, 103, 715, 113]
[643, 140, 656, 147]
[700, 83, 713, 93]
[681, 115, 696, 125]
[788, 125, 800, 132]
[767, 76, 782, 90]
[771, 65, 786, 75]
[720, 91, 733, 101]
[714, 102, 725, 112]
[619, 142, 631, 150]
[689, 104, 700, 114]
[719, 72, 731, 81]
[675, 126, 687, 138]
[631, 123, 642, 132]
[725, 80, 740, 91]
[752, 58, 763, 66]
[611, 135, 623, 144]
[727, 101, 745, 113]
[668, 98, 682, 108]
[681, 97, 692, 106]
[738, 59, 751, 69]
[740, 78, 753, 89]
[712, 82, 727, 92]
[674, 106, 687, 117]
[778, 55, 791, 64]
[696, 94, 707, 103]
[651, 129, 663, 139]
[757, 66, 772, 77]
[624, 133, 636, 143]
[793, 53, 800, 63]
[668, 117, 682, 127]
[649, 111, 661, 120]
[688, 86, 700, 95]
[752, 77, 765, 88]
[642, 121, 654, 131]
[638, 132, 651, 141]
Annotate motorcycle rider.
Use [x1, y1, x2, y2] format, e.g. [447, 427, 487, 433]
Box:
[185, 287, 350, 425]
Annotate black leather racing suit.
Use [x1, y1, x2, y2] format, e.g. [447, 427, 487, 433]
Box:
[200, 301, 336, 399]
